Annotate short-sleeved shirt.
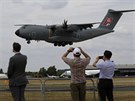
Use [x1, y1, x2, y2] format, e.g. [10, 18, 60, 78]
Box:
[96, 60, 115, 79]
[62, 57, 90, 84]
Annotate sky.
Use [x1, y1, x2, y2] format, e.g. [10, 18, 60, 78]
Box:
[0, 0, 135, 72]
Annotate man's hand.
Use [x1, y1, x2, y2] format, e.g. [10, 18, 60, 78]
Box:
[67, 47, 74, 52]
[62, 47, 74, 59]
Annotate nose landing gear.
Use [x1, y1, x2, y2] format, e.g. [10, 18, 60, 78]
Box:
[26, 40, 31, 44]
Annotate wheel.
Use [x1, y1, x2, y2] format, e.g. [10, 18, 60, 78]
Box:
[27, 40, 31, 44]
[69, 42, 73, 45]
[54, 43, 57, 46]
[58, 43, 61, 46]
[61, 42, 65, 47]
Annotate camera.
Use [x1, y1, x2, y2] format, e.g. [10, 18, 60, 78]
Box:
[99, 56, 103, 59]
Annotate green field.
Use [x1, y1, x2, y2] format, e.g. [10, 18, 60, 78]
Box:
[0, 77, 135, 101]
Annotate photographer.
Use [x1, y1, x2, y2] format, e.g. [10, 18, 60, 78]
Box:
[62, 47, 90, 101]
[92, 50, 115, 101]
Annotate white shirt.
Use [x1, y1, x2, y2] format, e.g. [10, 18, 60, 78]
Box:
[96, 60, 115, 79]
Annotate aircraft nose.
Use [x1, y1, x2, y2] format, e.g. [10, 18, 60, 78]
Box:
[15, 29, 20, 36]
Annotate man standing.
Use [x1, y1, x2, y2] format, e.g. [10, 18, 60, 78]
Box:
[62, 47, 90, 101]
[93, 50, 115, 101]
[7, 42, 28, 101]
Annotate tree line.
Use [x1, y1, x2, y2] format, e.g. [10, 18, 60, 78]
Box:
[26, 65, 65, 78]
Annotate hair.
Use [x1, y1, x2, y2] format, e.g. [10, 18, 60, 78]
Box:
[104, 50, 112, 59]
[13, 42, 21, 52]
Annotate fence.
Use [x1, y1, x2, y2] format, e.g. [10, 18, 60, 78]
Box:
[0, 77, 135, 101]
[0, 78, 98, 101]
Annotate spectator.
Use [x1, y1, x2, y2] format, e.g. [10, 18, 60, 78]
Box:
[7, 42, 28, 101]
[62, 47, 90, 101]
[93, 50, 115, 101]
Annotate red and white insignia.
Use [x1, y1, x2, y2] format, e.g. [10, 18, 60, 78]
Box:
[102, 17, 113, 26]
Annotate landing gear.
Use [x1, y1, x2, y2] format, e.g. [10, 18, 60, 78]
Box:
[54, 43, 57, 46]
[69, 42, 73, 45]
[27, 40, 31, 44]
[53, 42, 73, 47]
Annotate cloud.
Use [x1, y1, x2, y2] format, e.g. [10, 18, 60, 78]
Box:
[12, 0, 23, 4]
[42, 0, 68, 10]
[11, 0, 68, 10]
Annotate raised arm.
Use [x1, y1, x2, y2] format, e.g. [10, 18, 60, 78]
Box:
[78, 47, 90, 59]
[61, 47, 74, 59]
[92, 56, 100, 67]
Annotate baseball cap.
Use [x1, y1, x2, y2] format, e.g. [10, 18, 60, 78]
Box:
[73, 48, 81, 55]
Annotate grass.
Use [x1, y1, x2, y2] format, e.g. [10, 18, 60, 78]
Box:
[114, 91, 135, 101]
[0, 77, 135, 101]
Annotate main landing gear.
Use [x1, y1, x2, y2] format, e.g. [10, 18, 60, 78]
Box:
[26, 40, 31, 44]
[54, 42, 73, 47]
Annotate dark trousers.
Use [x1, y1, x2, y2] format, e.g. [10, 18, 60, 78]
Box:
[70, 82, 86, 101]
[9, 85, 26, 101]
[98, 79, 114, 101]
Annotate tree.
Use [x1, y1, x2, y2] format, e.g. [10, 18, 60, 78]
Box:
[39, 67, 47, 77]
[0, 68, 3, 73]
[47, 66, 57, 76]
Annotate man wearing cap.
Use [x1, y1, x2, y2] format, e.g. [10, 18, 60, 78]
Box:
[62, 47, 90, 101]
[92, 50, 115, 101]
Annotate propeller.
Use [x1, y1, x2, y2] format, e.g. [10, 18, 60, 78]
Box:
[62, 19, 68, 29]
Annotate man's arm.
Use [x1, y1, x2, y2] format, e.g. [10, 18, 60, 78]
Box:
[7, 57, 14, 78]
[62, 51, 70, 60]
[92, 56, 100, 67]
[61, 47, 74, 65]
[78, 47, 90, 59]
[61, 47, 74, 60]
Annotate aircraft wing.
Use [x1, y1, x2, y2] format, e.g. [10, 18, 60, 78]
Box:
[73, 22, 100, 29]
[49, 21, 100, 33]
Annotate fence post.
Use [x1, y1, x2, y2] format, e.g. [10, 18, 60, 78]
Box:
[89, 78, 96, 101]
[40, 78, 46, 101]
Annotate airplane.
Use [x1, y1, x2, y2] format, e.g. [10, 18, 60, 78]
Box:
[0, 73, 8, 79]
[15, 9, 135, 47]
[60, 69, 100, 78]
[46, 74, 59, 79]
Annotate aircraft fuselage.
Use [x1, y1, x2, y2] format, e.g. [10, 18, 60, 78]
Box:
[16, 25, 113, 45]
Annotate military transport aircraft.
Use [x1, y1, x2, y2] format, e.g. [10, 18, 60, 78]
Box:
[15, 9, 135, 46]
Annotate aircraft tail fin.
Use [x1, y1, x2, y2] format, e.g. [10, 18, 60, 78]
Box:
[98, 9, 135, 30]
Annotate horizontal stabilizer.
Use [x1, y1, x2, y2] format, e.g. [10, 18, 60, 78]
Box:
[109, 9, 135, 13]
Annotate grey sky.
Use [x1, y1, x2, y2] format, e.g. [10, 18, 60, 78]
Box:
[0, 0, 135, 72]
